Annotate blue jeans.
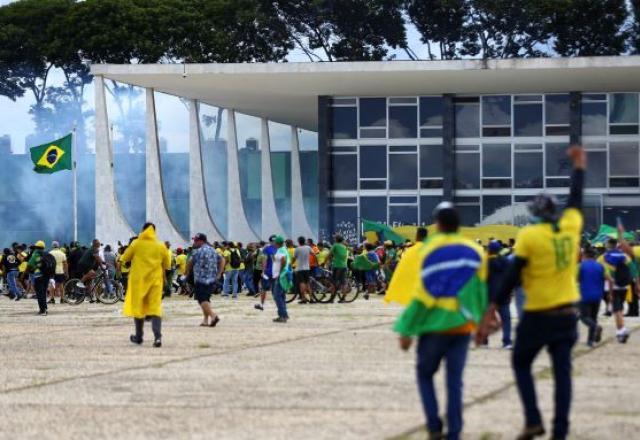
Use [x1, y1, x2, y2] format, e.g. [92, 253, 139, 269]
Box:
[498, 304, 512, 346]
[223, 270, 239, 297]
[513, 312, 577, 439]
[416, 333, 471, 440]
[271, 278, 289, 319]
[241, 269, 256, 295]
[7, 270, 22, 297]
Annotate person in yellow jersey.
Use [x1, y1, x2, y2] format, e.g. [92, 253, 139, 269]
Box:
[121, 223, 170, 348]
[478, 146, 586, 440]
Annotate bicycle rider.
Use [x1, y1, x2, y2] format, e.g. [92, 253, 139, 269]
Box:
[77, 239, 106, 300]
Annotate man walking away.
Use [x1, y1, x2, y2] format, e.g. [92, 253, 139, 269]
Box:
[394, 202, 488, 440]
[600, 238, 632, 343]
[222, 242, 241, 298]
[487, 240, 512, 349]
[49, 241, 68, 304]
[578, 247, 605, 347]
[478, 145, 586, 440]
[271, 236, 290, 323]
[121, 223, 170, 347]
[25, 241, 54, 316]
[186, 233, 223, 327]
[294, 236, 312, 303]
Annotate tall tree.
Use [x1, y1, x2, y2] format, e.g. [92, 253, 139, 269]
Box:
[275, 0, 408, 61]
[548, 0, 628, 56]
[404, 0, 469, 60]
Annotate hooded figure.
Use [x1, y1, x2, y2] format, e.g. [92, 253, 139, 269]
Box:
[121, 223, 170, 347]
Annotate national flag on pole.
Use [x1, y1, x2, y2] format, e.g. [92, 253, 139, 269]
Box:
[29, 134, 73, 174]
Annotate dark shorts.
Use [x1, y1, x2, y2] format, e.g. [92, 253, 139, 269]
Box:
[612, 289, 627, 313]
[261, 277, 272, 292]
[295, 270, 310, 285]
[54, 274, 67, 284]
[332, 268, 347, 288]
[364, 270, 378, 285]
[194, 282, 214, 304]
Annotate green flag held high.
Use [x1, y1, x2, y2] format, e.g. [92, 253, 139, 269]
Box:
[361, 219, 406, 245]
[591, 224, 634, 244]
[30, 134, 73, 174]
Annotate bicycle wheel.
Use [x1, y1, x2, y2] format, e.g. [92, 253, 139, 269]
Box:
[63, 279, 85, 305]
[96, 279, 120, 304]
[285, 288, 298, 303]
[310, 277, 336, 303]
[337, 282, 359, 303]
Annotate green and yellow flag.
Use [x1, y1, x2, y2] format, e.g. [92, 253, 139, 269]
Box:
[29, 134, 72, 174]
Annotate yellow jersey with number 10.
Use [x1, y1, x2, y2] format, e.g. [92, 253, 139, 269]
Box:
[514, 207, 583, 311]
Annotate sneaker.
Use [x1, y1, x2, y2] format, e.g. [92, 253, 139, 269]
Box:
[38, 310, 47, 316]
[254, 304, 264, 311]
[364, 293, 369, 300]
[273, 317, 287, 323]
[209, 316, 220, 327]
[516, 425, 545, 440]
[153, 339, 162, 348]
[48, 298, 55, 304]
[617, 333, 630, 344]
[594, 325, 603, 343]
[76, 282, 85, 289]
[130, 335, 143, 345]
[502, 343, 513, 350]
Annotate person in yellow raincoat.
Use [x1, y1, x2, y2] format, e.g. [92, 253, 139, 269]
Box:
[121, 222, 170, 348]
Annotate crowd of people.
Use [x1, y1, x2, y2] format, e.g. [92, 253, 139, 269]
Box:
[2, 145, 639, 439]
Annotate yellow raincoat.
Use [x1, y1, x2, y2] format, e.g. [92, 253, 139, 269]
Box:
[121, 226, 170, 318]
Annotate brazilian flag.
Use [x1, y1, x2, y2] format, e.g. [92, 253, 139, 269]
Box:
[30, 134, 72, 174]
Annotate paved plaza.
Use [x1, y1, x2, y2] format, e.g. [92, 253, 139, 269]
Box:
[0, 294, 638, 439]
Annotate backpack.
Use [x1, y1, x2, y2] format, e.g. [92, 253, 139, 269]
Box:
[229, 249, 241, 269]
[614, 260, 632, 288]
[40, 252, 57, 278]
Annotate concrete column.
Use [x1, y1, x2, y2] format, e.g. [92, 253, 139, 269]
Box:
[317, 96, 331, 242]
[261, 118, 285, 239]
[290, 126, 316, 240]
[145, 88, 188, 245]
[94, 75, 134, 245]
[570, 91, 582, 145]
[189, 100, 224, 242]
[227, 109, 259, 242]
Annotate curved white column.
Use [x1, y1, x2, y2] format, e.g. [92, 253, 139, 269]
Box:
[290, 126, 316, 240]
[189, 100, 224, 242]
[145, 88, 188, 246]
[94, 75, 134, 245]
[261, 118, 286, 239]
[227, 110, 259, 242]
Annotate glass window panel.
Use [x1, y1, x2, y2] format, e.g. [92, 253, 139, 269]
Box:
[389, 97, 417, 104]
[482, 144, 511, 177]
[389, 154, 418, 189]
[610, 125, 639, 135]
[330, 206, 359, 242]
[513, 104, 542, 136]
[298, 129, 319, 234]
[515, 143, 542, 151]
[269, 121, 292, 234]
[390, 196, 417, 204]
[482, 195, 512, 222]
[546, 178, 570, 187]
[482, 127, 511, 137]
[360, 127, 386, 138]
[610, 142, 639, 176]
[360, 196, 387, 223]
[514, 95, 542, 102]
[389, 106, 418, 138]
[330, 106, 357, 139]
[482, 179, 511, 189]
[331, 154, 357, 190]
[420, 128, 443, 138]
[389, 205, 418, 226]
[545, 94, 570, 125]
[545, 125, 570, 136]
[610, 93, 639, 124]
[331, 97, 356, 105]
[359, 98, 386, 127]
[199, 103, 229, 236]
[360, 180, 386, 190]
[420, 196, 443, 225]
[586, 151, 607, 188]
[545, 143, 571, 176]
[420, 97, 444, 127]
[482, 95, 511, 126]
[455, 103, 480, 138]
[359, 145, 387, 179]
[420, 179, 443, 189]
[454, 152, 480, 189]
[457, 205, 480, 227]
[583, 94, 607, 101]
[329, 197, 357, 205]
[514, 152, 543, 188]
[420, 144, 443, 178]
[610, 177, 640, 187]
[237, 113, 263, 235]
[582, 102, 607, 136]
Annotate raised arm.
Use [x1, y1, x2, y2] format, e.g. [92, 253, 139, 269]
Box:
[565, 145, 586, 210]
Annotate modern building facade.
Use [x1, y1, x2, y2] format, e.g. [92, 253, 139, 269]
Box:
[90, 56, 640, 245]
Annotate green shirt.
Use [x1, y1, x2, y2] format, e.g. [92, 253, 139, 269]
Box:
[27, 250, 43, 276]
[330, 243, 348, 269]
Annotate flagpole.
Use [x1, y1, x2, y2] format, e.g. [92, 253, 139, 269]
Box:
[72, 126, 78, 243]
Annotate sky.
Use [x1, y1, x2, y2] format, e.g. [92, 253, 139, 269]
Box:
[0, 0, 425, 154]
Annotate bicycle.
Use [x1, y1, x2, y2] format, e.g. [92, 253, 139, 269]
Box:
[64, 268, 123, 305]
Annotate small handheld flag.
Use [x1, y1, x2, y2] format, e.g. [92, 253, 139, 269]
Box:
[30, 134, 73, 174]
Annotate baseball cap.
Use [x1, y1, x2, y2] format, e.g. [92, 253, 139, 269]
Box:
[488, 240, 502, 253]
[52, 241, 60, 248]
[268, 234, 276, 243]
[274, 235, 285, 245]
[193, 233, 207, 242]
[34, 240, 45, 249]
